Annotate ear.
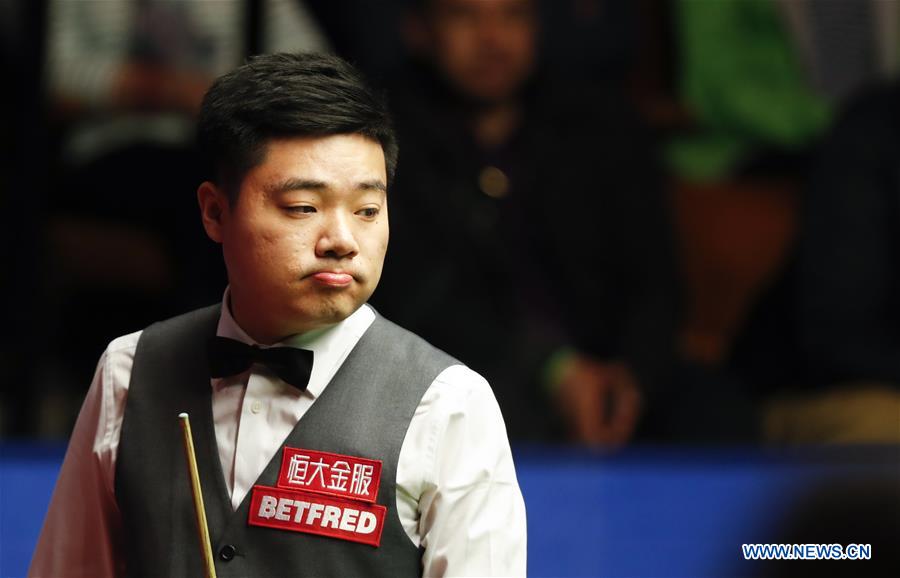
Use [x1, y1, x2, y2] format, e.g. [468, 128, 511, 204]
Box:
[197, 181, 228, 243]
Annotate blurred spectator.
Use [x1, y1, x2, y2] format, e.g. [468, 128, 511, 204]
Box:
[662, 0, 900, 445]
[303, 0, 640, 92]
[36, 0, 328, 435]
[374, 0, 679, 445]
[771, 81, 900, 444]
[668, 0, 899, 182]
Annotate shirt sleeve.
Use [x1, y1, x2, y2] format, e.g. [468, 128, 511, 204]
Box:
[28, 334, 139, 578]
[415, 365, 528, 577]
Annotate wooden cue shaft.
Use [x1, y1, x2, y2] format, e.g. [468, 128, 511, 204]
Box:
[179, 413, 218, 578]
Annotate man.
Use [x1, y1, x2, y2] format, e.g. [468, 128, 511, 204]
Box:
[29, 53, 526, 577]
[375, 0, 679, 444]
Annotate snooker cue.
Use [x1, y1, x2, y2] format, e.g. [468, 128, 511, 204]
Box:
[179, 413, 218, 578]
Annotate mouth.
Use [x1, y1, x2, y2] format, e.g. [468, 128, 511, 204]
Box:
[308, 271, 355, 287]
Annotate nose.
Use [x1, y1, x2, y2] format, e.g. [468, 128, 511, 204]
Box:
[315, 212, 359, 260]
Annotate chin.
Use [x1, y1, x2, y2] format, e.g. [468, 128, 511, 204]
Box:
[289, 296, 360, 329]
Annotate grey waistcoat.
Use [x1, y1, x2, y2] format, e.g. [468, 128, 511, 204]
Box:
[115, 304, 458, 578]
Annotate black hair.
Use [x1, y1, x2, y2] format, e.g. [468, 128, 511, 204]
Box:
[197, 52, 398, 201]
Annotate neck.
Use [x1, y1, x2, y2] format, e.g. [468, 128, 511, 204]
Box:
[227, 294, 326, 345]
[229, 303, 283, 345]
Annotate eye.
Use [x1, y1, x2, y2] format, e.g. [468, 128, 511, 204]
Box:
[356, 207, 380, 219]
[286, 205, 316, 214]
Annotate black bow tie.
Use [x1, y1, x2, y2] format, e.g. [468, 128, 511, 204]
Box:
[207, 336, 314, 390]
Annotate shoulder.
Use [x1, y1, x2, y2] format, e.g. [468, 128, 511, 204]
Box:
[367, 309, 461, 370]
[431, 364, 492, 399]
[99, 304, 219, 363]
[424, 364, 500, 420]
[95, 305, 221, 382]
[134, 304, 222, 359]
[91, 303, 222, 399]
[143, 303, 221, 335]
[101, 329, 143, 376]
[412, 361, 507, 446]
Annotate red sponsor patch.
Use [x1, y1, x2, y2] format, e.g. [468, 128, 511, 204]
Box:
[248, 485, 386, 547]
[277, 447, 382, 503]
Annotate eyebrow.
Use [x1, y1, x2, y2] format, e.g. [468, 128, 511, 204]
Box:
[265, 178, 387, 195]
[358, 180, 387, 193]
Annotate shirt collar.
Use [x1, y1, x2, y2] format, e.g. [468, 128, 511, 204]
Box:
[215, 287, 374, 398]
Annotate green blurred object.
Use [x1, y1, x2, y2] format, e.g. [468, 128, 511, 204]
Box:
[668, 0, 832, 181]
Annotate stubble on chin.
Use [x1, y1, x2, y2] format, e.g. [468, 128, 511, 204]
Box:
[286, 289, 364, 331]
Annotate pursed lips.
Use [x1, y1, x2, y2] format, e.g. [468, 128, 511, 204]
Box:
[308, 270, 355, 286]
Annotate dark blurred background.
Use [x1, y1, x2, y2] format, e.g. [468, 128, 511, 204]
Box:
[3, 2, 900, 577]
[2, 0, 899, 450]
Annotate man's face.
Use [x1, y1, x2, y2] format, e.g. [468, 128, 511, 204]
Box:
[425, 0, 537, 104]
[200, 134, 389, 343]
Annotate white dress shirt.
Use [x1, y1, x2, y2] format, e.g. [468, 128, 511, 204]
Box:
[29, 296, 527, 577]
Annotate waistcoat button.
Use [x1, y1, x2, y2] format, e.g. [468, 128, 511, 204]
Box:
[219, 544, 237, 561]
